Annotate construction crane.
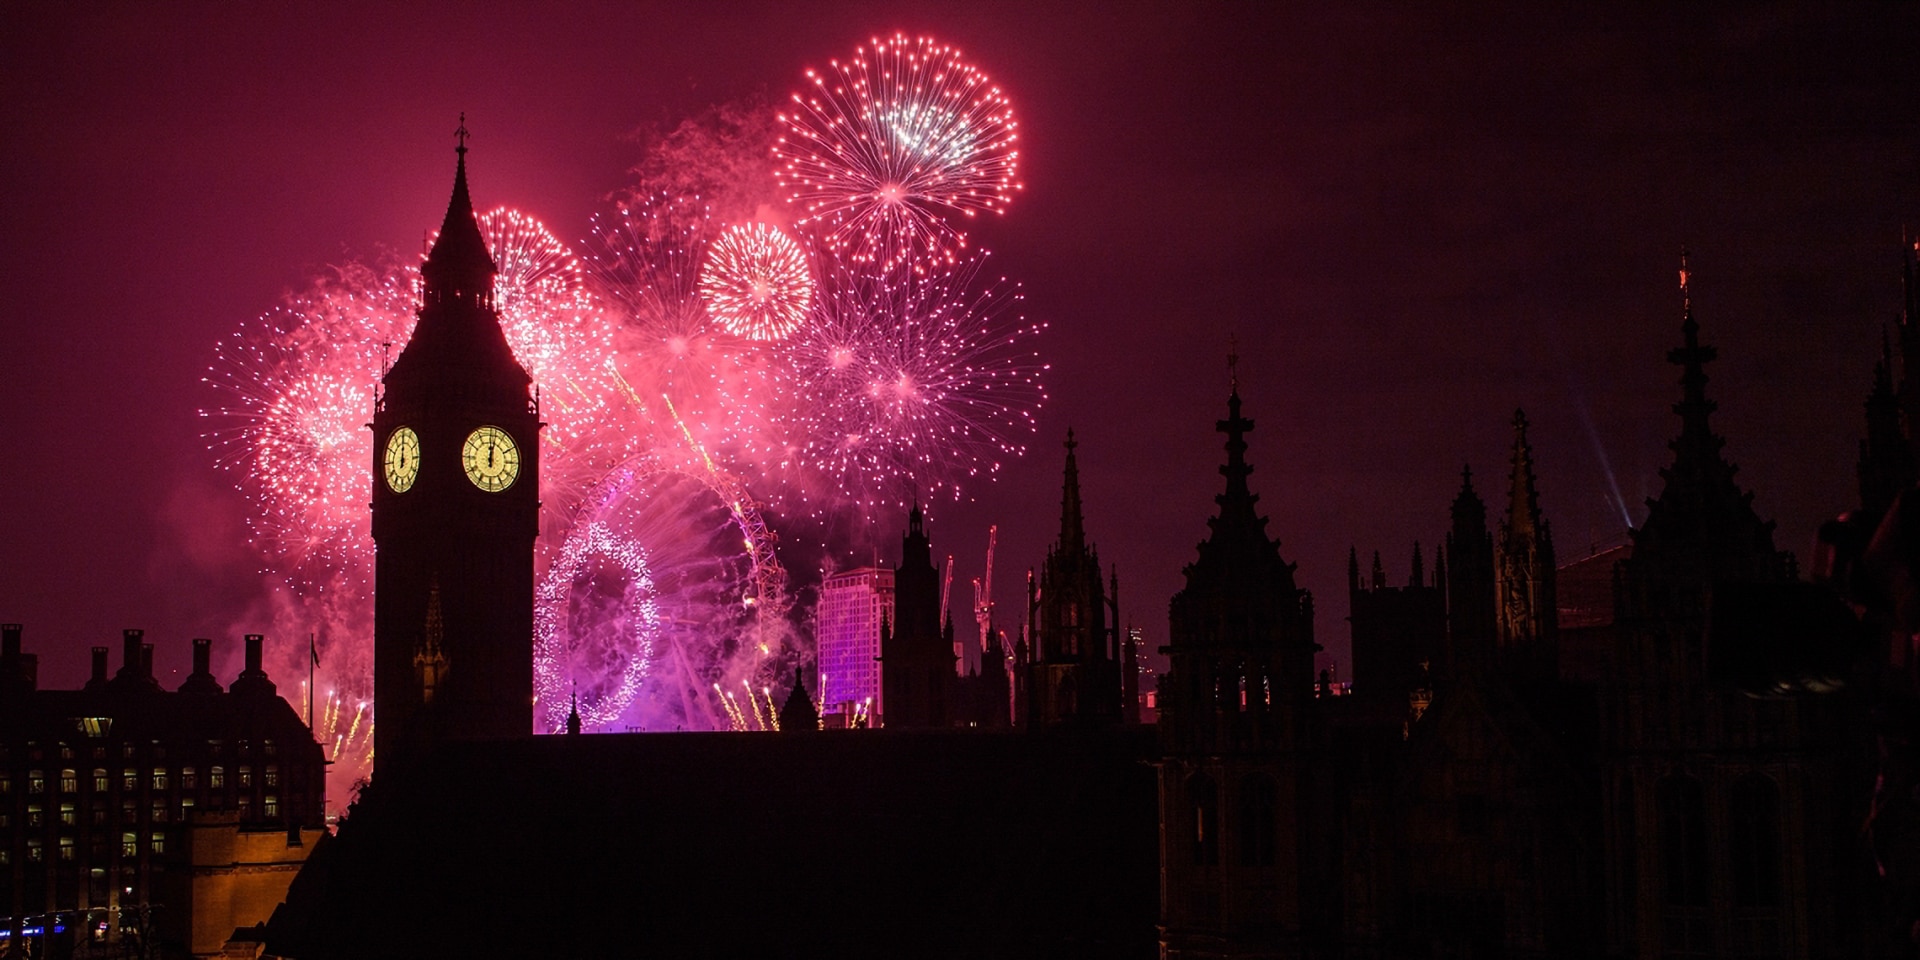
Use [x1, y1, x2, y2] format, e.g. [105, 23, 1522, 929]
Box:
[940, 555, 955, 623]
[973, 525, 997, 654]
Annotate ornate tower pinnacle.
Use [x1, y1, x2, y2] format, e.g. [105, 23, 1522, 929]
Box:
[1059, 429, 1085, 554]
[1624, 254, 1791, 589]
[1496, 409, 1557, 674]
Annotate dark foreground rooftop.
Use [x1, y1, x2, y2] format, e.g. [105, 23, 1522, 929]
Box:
[268, 726, 1159, 959]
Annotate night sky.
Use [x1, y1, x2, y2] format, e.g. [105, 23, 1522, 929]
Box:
[4, 4, 1917, 690]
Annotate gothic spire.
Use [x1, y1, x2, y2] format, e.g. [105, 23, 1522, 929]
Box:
[1177, 349, 1297, 607]
[421, 115, 498, 308]
[1860, 328, 1915, 518]
[1503, 409, 1547, 543]
[1058, 429, 1085, 553]
[1627, 253, 1790, 584]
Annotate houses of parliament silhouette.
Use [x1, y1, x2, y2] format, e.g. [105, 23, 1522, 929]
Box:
[8, 134, 1910, 958]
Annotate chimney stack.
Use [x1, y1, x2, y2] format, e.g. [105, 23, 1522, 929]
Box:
[141, 643, 154, 680]
[2, 623, 19, 660]
[91, 647, 109, 685]
[121, 629, 143, 678]
[230, 633, 276, 697]
[193, 638, 212, 676]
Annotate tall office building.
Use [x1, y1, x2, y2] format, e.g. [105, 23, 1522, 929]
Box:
[815, 567, 895, 720]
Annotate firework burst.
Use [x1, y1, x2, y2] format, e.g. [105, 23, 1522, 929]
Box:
[776, 251, 1046, 509]
[776, 33, 1020, 274]
[699, 222, 814, 341]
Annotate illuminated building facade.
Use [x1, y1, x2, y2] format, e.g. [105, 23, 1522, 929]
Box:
[0, 627, 324, 954]
[816, 566, 893, 719]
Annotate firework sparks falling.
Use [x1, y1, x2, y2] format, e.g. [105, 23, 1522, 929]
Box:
[775, 251, 1047, 509]
[699, 222, 815, 341]
[776, 33, 1020, 273]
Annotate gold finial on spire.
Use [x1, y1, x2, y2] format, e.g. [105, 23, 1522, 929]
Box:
[455, 112, 469, 155]
[1678, 246, 1691, 308]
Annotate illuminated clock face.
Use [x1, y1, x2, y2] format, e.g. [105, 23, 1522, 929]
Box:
[461, 425, 520, 492]
[383, 427, 421, 493]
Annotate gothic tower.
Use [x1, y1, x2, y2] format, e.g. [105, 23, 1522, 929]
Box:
[1023, 430, 1121, 727]
[1495, 409, 1558, 682]
[1601, 259, 1841, 958]
[372, 127, 540, 771]
[880, 505, 952, 728]
[1158, 363, 1320, 958]
[1444, 466, 1496, 672]
[1858, 332, 1914, 520]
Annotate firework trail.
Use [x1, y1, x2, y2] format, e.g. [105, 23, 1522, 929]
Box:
[700, 222, 815, 341]
[776, 33, 1020, 274]
[772, 251, 1047, 511]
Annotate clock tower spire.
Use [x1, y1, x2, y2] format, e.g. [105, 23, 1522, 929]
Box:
[371, 123, 540, 773]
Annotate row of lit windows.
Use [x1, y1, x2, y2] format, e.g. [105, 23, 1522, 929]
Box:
[9, 793, 281, 829]
[1, 764, 278, 795]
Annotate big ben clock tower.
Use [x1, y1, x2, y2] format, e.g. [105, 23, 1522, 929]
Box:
[371, 124, 538, 773]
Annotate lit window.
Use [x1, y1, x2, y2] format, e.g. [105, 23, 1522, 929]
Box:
[59, 803, 76, 826]
[151, 800, 166, 823]
[239, 766, 252, 788]
[150, 833, 165, 855]
[181, 767, 197, 790]
[0, 775, 10, 793]
[60, 769, 77, 792]
[264, 765, 278, 787]
[28, 840, 43, 862]
[121, 833, 136, 857]
[122, 769, 137, 791]
[209, 766, 224, 788]
[263, 795, 278, 818]
[27, 805, 44, 827]
[29, 770, 45, 793]
[59, 837, 75, 861]
[79, 717, 112, 738]
[150, 768, 166, 791]
[93, 769, 108, 792]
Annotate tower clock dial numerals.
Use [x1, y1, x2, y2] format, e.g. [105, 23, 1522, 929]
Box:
[383, 427, 421, 493]
[462, 425, 520, 492]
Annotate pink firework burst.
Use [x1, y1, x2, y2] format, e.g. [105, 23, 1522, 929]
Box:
[584, 197, 782, 458]
[776, 251, 1046, 510]
[699, 222, 814, 341]
[776, 34, 1020, 274]
[204, 260, 414, 587]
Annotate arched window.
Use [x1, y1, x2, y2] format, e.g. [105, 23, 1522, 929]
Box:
[1657, 773, 1709, 907]
[1239, 774, 1277, 867]
[1730, 772, 1781, 908]
[1189, 774, 1219, 866]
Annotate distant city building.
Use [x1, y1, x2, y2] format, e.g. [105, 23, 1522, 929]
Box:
[816, 566, 893, 719]
[0, 627, 324, 955]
